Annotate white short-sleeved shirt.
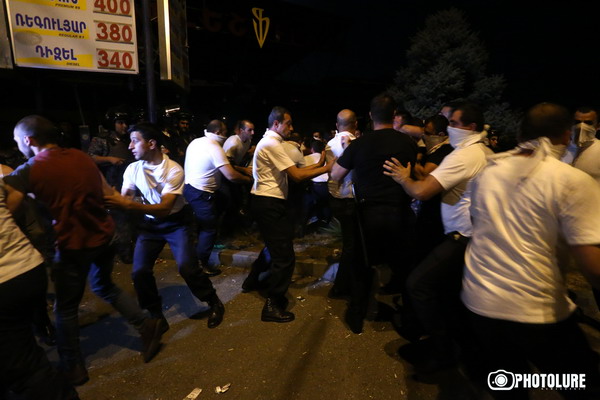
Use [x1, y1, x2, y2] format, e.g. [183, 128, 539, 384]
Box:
[223, 134, 251, 166]
[327, 131, 355, 198]
[251, 131, 296, 200]
[572, 139, 600, 186]
[461, 154, 600, 324]
[429, 134, 492, 236]
[304, 153, 328, 182]
[281, 141, 306, 168]
[122, 154, 185, 217]
[0, 179, 44, 283]
[184, 136, 229, 193]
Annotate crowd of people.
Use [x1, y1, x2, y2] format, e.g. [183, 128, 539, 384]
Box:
[2, 94, 600, 400]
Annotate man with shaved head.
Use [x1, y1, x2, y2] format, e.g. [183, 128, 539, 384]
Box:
[462, 102, 600, 398]
[326, 109, 358, 300]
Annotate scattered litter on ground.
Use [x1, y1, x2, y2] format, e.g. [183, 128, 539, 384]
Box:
[182, 388, 202, 399]
[215, 383, 231, 394]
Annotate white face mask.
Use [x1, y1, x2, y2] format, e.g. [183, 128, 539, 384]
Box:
[205, 130, 226, 146]
[571, 123, 596, 147]
[423, 135, 447, 153]
[447, 126, 474, 148]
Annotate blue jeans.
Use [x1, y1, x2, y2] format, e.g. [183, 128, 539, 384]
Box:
[53, 244, 146, 369]
[132, 211, 216, 313]
[183, 184, 219, 266]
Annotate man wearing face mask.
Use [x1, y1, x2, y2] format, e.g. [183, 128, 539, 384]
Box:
[561, 106, 600, 183]
[383, 102, 492, 373]
[184, 120, 253, 276]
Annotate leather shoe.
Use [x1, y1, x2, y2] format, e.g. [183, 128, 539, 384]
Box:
[261, 298, 295, 323]
[62, 363, 89, 386]
[207, 298, 225, 328]
[344, 306, 364, 334]
[140, 317, 167, 363]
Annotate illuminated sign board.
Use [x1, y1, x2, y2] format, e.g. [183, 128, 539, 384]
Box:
[5, 0, 138, 74]
[157, 0, 189, 90]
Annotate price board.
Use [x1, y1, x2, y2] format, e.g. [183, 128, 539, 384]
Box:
[5, 0, 138, 74]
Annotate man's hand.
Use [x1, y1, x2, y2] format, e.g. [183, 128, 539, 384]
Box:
[107, 156, 125, 165]
[104, 187, 131, 210]
[383, 157, 411, 185]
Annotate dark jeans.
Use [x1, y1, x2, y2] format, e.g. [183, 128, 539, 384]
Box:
[406, 233, 468, 336]
[250, 195, 295, 298]
[183, 184, 220, 266]
[303, 182, 332, 225]
[352, 202, 415, 313]
[329, 196, 357, 294]
[469, 311, 600, 400]
[132, 211, 216, 313]
[0, 265, 78, 400]
[53, 244, 146, 368]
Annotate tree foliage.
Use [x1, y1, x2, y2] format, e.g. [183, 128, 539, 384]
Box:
[388, 8, 520, 136]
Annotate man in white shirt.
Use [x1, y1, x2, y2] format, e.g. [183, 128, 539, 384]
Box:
[242, 106, 332, 323]
[383, 102, 492, 371]
[223, 119, 255, 168]
[326, 109, 357, 300]
[105, 123, 225, 330]
[184, 120, 252, 276]
[462, 103, 600, 398]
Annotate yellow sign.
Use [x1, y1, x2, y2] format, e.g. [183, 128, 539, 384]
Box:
[252, 8, 268, 49]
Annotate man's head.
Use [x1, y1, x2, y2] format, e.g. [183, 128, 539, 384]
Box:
[238, 120, 255, 143]
[393, 108, 412, 131]
[574, 106, 599, 128]
[519, 102, 572, 144]
[448, 102, 484, 132]
[206, 119, 227, 137]
[310, 139, 325, 154]
[13, 115, 59, 158]
[370, 94, 397, 125]
[107, 109, 129, 136]
[177, 119, 190, 134]
[336, 109, 357, 133]
[128, 122, 163, 161]
[268, 106, 293, 139]
[439, 101, 459, 120]
[423, 114, 449, 136]
[571, 106, 599, 146]
[286, 131, 303, 146]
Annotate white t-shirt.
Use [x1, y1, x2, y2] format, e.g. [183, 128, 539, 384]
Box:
[0, 179, 44, 283]
[223, 134, 251, 166]
[304, 153, 328, 183]
[184, 136, 229, 193]
[429, 133, 492, 236]
[281, 141, 306, 168]
[251, 131, 296, 200]
[572, 139, 600, 186]
[123, 154, 185, 217]
[327, 131, 355, 198]
[461, 152, 600, 324]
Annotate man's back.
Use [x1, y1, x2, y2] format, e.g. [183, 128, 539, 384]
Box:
[337, 128, 417, 205]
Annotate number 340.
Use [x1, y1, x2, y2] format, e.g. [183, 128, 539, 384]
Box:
[97, 49, 134, 70]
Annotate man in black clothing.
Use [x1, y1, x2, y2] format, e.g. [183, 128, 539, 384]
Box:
[331, 94, 418, 333]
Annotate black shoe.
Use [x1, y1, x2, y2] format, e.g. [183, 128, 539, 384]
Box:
[344, 307, 364, 334]
[203, 265, 222, 277]
[207, 298, 225, 329]
[63, 363, 89, 386]
[140, 317, 167, 363]
[261, 298, 295, 323]
[149, 311, 170, 334]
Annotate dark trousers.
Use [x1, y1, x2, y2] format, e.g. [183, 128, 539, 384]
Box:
[54, 244, 146, 368]
[469, 311, 600, 400]
[0, 265, 78, 400]
[351, 203, 415, 314]
[303, 182, 332, 225]
[132, 212, 216, 313]
[183, 184, 220, 266]
[250, 195, 295, 298]
[329, 196, 357, 294]
[406, 233, 468, 336]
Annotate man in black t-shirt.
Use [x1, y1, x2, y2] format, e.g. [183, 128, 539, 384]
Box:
[331, 94, 418, 333]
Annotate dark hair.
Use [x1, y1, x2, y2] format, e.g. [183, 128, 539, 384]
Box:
[574, 105, 598, 115]
[14, 115, 59, 146]
[452, 102, 485, 131]
[238, 119, 253, 131]
[310, 139, 325, 153]
[128, 122, 163, 146]
[424, 114, 449, 135]
[268, 106, 291, 127]
[519, 102, 572, 142]
[370, 94, 396, 124]
[206, 119, 224, 134]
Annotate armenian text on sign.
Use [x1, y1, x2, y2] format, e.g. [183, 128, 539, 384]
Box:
[5, 0, 138, 73]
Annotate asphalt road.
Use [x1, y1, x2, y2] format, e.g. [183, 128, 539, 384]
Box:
[41, 247, 600, 400]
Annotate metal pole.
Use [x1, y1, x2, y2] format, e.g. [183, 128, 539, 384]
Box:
[141, 0, 157, 123]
